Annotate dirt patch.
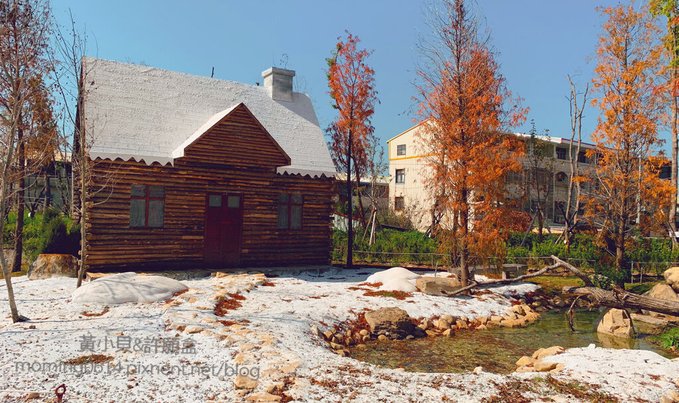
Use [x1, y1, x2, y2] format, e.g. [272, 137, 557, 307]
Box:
[261, 281, 275, 287]
[363, 290, 412, 300]
[219, 319, 251, 327]
[64, 354, 113, 365]
[81, 306, 110, 317]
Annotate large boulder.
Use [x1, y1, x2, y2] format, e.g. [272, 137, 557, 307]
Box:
[665, 267, 679, 293]
[644, 284, 679, 321]
[415, 276, 462, 296]
[364, 307, 415, 338]
[597, 308, 634, 339]
[27, 254, 78, 280]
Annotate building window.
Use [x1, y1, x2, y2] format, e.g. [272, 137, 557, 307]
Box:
[556, 147, 568, 160]
[555, 171, 568, 186]
[278, 193, 303, 229]
[395, 169, 405, 184]
[130, 185, 165, 228]
[396, 144, 406, 156]
[394, 196, 405, 211]
[577, 150, 589, 164]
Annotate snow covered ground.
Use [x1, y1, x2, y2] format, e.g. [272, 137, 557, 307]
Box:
[0, 267, 677, 402]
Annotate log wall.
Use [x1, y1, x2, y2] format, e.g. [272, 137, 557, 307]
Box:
[83, 104, 335, 271]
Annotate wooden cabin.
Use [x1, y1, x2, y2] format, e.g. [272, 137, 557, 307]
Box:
[79, 58, 336, 271]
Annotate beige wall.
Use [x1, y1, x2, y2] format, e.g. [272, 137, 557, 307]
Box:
[387, 124, 597, 232]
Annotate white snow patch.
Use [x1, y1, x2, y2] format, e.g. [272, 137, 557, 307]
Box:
[71, 272, 188, 304]
[366, 267, 420, 292]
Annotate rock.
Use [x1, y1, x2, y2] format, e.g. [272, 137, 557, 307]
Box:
[329, 342, 343, 350]
[425, 330, 438, 337]
[473, 366, 483, 374]
[24, 392, 41, 400]
[323, 330, 333, 340]
[630, 313, 670, 334]
[27, 254, 78, 280]
[235, 375, 258, 390]
[490, 315, 503, 325]
[310, 325, 322, 338]
[246, 392, 282, 402]
[184, 325, 203, 334]
[476, 324, 487, 330]
[660, 390, 679, 403]
[359, 329, 369, 337]
[364, 307, 415, 338]
[534, 346, 565, 360]
[665, 267, 679, 292]
[435, 319, 451, 330]
[645, 284, 679, 320]
[534, 359, 558, 372]
[377, 334, 388, 341]
[442, 329, 452, 337]
[597, 308, 634, 338]
[415, 276, 463, 296]
[516, 356, 534, 367]
[440, 314, 454, 323]
[511, 305, 526, 316]
[455, 319, 468, 329]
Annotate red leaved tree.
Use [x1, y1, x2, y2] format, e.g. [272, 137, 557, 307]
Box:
[326, 31, 377, 268]
[417, 0, 528, 285]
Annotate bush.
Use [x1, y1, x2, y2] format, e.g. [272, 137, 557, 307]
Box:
[657, 327, 679, 350]
[3, 209, 79, 262]
[333, 228, 437, 265]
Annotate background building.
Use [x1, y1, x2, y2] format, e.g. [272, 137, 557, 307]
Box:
[387, 122, 598, 233]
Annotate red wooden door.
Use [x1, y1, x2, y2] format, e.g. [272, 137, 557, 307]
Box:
[204, 193, 242, 266]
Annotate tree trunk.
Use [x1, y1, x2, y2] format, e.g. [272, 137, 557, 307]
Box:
[43, 169, 51, 214]
[346, 129, 353, 269]
[564, 286, 679, 317]
[11, 124, 25, 273]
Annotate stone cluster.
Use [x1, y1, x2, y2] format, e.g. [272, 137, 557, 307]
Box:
[515, 346, 566, 373]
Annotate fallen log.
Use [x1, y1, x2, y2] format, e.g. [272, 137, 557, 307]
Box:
[447, 262, 561, 296]
[563, 286, 679, 317]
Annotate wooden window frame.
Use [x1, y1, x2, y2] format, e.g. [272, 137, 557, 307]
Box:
[278, 193, 303, 230]
[130, 185, 165, 228]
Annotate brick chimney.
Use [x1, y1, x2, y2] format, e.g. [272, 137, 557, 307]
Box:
[261, 67, 295, 102]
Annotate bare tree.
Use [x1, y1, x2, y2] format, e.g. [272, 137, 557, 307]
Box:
[0, 0, 53, 322]
[524, 120, 553, 241]
[51, 13, 118, 287]
[561, 76, 589, 250]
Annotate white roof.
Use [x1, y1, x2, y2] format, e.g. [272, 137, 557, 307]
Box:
[82, 57, 336, 177]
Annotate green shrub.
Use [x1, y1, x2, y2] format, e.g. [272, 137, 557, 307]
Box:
[657, 327, 679, 350]
[3, 209, 79, 262]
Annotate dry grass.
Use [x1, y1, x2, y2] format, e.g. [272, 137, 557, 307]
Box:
[363, 290, 412, 300]
[64, 354, 113, 365]
[214, 293, 246, 316]
[81, 306, 110, 317]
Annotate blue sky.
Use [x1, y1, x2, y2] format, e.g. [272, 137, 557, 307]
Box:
[51, 0, 659, 150]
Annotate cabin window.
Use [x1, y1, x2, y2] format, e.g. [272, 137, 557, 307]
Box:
[278, 193, 303, 229]
[130, 185, 165, 228]
[395, 169, 405, 184]
[396, 144, 406, 156]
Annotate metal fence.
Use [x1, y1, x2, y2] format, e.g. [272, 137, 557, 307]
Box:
[333, 249, 673, 280]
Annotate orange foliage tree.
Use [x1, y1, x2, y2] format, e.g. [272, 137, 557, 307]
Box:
[326, 31, 377, 267]
[587, 3, 674, 284]
[416, 0, 528, 285]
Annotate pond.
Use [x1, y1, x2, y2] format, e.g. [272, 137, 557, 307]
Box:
[348, 310, 674, 374]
